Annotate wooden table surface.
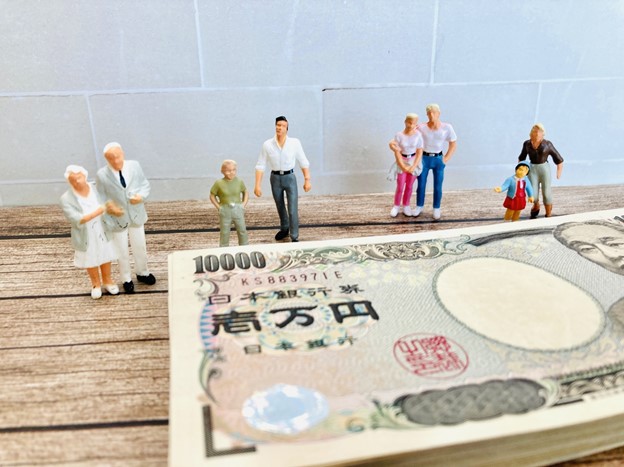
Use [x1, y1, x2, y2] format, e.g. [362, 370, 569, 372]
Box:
[1, 186, 623, 466]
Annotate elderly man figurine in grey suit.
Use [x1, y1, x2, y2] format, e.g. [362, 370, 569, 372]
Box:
[96, 142, 156, 294]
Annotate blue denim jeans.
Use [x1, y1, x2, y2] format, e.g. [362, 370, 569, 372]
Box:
[416, 154, 445, 209]
[270, 172, 299, 240]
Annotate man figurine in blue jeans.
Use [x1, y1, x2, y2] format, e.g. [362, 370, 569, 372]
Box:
[413, 104, 457, 221]
[254, 116, 312, 242]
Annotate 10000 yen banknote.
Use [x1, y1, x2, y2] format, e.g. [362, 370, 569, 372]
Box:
[168, 209, 624, 466]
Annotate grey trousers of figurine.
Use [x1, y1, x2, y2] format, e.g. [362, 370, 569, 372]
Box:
[270, 172, 299, 240]
[219, 204, 248, 247]
[528, 162, 552, 204]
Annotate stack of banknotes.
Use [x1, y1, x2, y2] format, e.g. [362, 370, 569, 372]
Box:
[168, 208, 624, 466]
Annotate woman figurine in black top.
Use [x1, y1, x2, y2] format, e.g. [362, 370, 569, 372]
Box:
[518, 123, 564, 218]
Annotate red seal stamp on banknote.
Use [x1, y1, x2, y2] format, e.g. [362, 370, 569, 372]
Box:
[394, 333, 468, 378]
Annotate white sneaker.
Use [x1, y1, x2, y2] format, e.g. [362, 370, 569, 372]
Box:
[413, 206, 423, 217]
[103, 284, 119, 295]
[91, 287, 102, 299]
[433, 208, 441, 220]
[403, 206, 413, 216]
[390, 206, 401, 217]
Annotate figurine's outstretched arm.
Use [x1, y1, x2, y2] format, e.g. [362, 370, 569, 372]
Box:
[302, 168, 311, 192]
[525, 178, 535, 203]
[408, 148, 423, 174]
[79, 206, 106, 224]
[443, 141, 457, 164]
[389, 140, 408, 172]
[254, 170, 263, 197]
[105, 200, 124, 217]
[129, 162, 150, 205]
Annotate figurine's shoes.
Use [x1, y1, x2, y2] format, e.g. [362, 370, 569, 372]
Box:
[275, 229, 289, 241]
[390, 206, 401, 217]
[91, 287, 102, 300]
[137, 273, 156, 285]
[403, 206, 413, 217]
[433, 208, 441, 220]
[103, 284, 119, 295]
[413, 206, 423, 217]
[123, 281, 135, 294]
[291, 238, 299, 242]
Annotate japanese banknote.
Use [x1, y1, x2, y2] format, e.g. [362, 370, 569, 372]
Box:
[168, 208, 624, 466]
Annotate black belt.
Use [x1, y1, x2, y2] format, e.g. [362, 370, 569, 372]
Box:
[401, 153, 416, 158]
[271, 169, 294, 175]
[423, 151, 443, 157]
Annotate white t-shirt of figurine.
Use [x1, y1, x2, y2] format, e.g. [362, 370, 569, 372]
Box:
[418, 122, 457, 153]
[394, 131, 424, 155]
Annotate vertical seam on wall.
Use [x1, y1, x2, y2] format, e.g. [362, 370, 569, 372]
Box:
[194, 0, 206, 88]
[85, 95, 101, 168]
[318, 88, 324, 173]
[534, 82, 542, 123]
[429, 0, 440, 85]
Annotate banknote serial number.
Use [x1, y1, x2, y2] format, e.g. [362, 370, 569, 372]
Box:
[193, 252, 266, 273]
[241, 271, 343, 286]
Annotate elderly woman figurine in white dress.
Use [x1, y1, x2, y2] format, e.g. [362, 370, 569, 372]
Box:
[60, 165, 122, 299]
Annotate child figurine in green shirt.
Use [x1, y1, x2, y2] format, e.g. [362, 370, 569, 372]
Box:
[210, 160, 249, 247]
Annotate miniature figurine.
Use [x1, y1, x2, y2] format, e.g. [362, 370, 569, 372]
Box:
[518, 123, 564, 218]
[254, 116, 311, 243]
[494, 161, 535, 222]
[387, 113, 424, 217]
[210, 159, 249, 247]
[413, 103, 457, 220]
[60, 165, 122, 299]
[96, 142, 156, 294]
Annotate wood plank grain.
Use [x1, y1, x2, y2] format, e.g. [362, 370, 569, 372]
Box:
[0, 295, 168, 348]
[0, 425, 167, 466]
[0, 339, 168, 428]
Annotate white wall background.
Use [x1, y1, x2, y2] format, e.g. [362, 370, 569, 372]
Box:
[1, 0, 623, 206]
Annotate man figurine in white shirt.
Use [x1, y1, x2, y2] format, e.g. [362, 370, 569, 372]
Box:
[254, 116, 312, 242]
[96, 142, 156, 294]
[413, 104, 457, 220]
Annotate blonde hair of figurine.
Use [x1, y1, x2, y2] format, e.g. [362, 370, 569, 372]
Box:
[221, 159, 237, 171]
[426, 103, 440, 113]
[405, 113, 418, 121]
[530, 123, 545, 136]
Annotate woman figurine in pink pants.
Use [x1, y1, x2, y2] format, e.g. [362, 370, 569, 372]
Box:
[388, 113, 423, 217]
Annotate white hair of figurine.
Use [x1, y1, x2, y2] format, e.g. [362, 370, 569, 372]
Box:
[426, 103, 440, 113]
[405, 113, 419, 121]
[103, 142, 122, 155]
[64, 165, 88, 180]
